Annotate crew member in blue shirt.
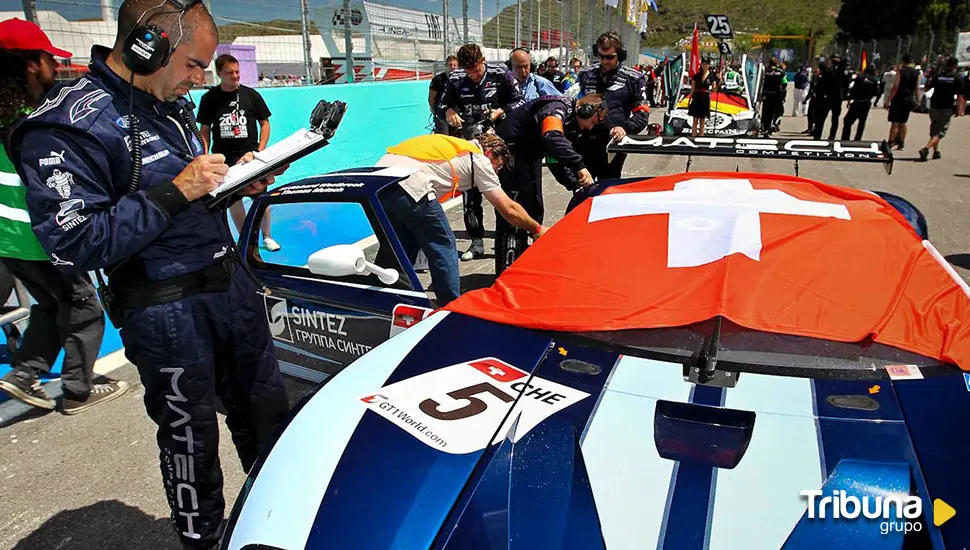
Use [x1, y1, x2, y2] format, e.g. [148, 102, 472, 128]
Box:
[508, 48, 561, 100]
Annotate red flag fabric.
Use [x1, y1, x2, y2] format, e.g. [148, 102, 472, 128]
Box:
[689, 23, 700, 77]
[861, 50, 868, 72]
[446, 172, 970, 370]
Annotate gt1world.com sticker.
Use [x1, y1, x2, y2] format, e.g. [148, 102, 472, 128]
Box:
[360, 357, 589, 455]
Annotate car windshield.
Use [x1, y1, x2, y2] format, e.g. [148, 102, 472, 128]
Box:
[560, 317, 952, 380]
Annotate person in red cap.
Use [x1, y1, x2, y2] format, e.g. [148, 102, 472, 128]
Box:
[0, 18, 126, 414]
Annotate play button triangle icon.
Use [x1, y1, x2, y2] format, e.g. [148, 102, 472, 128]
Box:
[934, 498, 956, 526]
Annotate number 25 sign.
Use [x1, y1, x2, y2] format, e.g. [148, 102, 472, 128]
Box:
[361, 357, 589, 455]
[705, 14, 734, 40]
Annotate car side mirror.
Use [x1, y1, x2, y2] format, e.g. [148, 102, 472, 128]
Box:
[308, 244, 399, 285]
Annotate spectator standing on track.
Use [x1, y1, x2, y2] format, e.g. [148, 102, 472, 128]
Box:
[804, 62, 822, 135]
[377, 134, 543, 305]
[428, 54, 458, 134]
[508, 48, 560, 100]
[0, 18, 125, 414]
[439, 43, 523, 262]
[919, 57, 965, 162]
[560, 57, 582, 93]
[688, 59, 716, 137]
[841, 65, 879, 141]
[541, 57, 566, 91]
[761, 57, 786, 136]
[197, 54, 280, 251]
[887, 54, 920, 151]
[812, 56, 844, 141]
[793, 66, 809, 117]
[879, 64, 897, 108]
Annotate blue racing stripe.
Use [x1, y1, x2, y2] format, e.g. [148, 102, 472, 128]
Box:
[658, 384, 725, 550]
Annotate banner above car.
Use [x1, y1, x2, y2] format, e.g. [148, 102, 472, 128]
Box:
[446, 172, 970, 370]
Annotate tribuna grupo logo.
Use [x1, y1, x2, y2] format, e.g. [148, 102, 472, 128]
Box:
[800, 490, 923, 535]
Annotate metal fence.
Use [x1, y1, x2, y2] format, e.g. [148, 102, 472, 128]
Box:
[6, 0, 643, 87]
[823, 32, 953, 71]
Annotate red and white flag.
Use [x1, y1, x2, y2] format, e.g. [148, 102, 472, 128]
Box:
[447, 172, 970, 370]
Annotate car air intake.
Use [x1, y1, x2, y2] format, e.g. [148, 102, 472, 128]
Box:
[653, 400, 756, 469]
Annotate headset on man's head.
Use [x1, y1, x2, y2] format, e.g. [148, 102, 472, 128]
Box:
[576, 96, 607, 119]
[592, 31, 627, 64]
[122, 0, 202, 75]
[506, 47, 538, 74]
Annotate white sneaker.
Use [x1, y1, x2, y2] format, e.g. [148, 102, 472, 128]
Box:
[263, 237, 281, 252]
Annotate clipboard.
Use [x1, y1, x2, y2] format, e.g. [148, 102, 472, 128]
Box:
[203, 99, 347, 210]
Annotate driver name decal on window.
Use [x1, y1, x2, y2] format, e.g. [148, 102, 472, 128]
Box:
[360, 357, 589, 454]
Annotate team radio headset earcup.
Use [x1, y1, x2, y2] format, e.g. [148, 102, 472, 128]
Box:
[122, 24, 173, 75]
[507, 47, 537, 73]
[122, 0, 201, 75]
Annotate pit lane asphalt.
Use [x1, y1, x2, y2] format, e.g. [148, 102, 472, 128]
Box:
[2, 94, 969, 549]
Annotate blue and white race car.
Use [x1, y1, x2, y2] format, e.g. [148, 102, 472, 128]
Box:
[221, 142, 969, 549]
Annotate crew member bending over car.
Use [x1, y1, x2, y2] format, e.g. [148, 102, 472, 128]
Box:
[438, 43, 523, 262]
[494, 94, 602, 274]
[377, 134, 544, 306]
[576, 32, 650, 180]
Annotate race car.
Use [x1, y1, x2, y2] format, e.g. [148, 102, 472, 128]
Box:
[221, 142, 970, 549]
[662, 53, 764, 137]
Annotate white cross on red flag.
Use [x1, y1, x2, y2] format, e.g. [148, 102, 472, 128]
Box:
[447, 172, 970, 370]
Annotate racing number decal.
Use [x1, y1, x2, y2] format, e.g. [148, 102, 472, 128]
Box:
[705, 14, 733, 39]
[419, 382, 514, 421]
[360, 357, 589, 454]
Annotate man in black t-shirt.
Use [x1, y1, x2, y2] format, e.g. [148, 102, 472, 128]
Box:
[887, 54, 921, 150]
[919, 57, 966, 161]
[429, 55, 458, 134]
[197, 54, 280, 251]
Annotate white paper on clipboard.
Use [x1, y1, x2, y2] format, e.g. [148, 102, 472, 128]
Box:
[208, 128, 326, 198]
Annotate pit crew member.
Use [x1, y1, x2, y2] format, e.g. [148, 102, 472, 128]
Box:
[438, 43, 523, 261]
[10, 1, 289, 547]
[576, 31, 650, 179]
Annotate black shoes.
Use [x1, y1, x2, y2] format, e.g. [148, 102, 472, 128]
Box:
[460, 239, 486, 261]
[919, 147, 930, 162]
[62, 380, 129, 415]
[0, 370, 55, 410]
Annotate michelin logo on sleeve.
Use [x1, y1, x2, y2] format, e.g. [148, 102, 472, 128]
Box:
[46, 169, 74, 199]
[264, 295, 293, 343]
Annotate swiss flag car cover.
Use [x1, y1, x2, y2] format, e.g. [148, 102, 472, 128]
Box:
[446, 172, 970, 370]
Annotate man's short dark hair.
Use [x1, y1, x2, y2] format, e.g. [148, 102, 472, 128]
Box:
[902, 53, 913, 64]
[595, 32, 623, 53]
[445, 54, 457, 64]
[545, 56, 558, 65]
[945, 56, 958, 69]
[476, 133, 510, 166]
[215, 54, 238, 73]
[114, 0, 215, 50]
[456, 44, 484, 69]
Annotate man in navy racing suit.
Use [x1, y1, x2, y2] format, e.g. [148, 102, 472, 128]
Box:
[493, 94, 603, 274]
[438, 43, 523, 261]
[575, 32, 650, 180]
[10, 1, 288, 547]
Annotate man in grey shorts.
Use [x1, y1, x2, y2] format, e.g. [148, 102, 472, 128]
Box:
[920, 57, 966, 162]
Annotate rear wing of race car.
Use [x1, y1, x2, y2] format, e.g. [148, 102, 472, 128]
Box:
[607, 135, 895, 176]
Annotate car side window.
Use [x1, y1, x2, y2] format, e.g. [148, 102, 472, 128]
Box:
[246, 198, 414, 290]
